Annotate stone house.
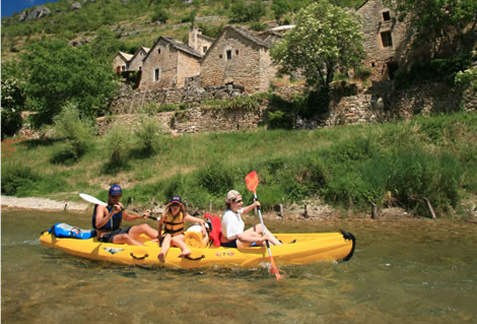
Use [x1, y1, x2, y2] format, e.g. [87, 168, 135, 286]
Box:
[188, 27, 214, 56]
[112, 51, 133, 73]
[200, 25, 278, 94]
[139, 36, 202, 90]
[128, 46, 150, 71]
[357, 0, 408, 81]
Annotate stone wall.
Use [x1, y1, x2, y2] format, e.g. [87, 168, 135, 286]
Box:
[101, 82, 476, 136]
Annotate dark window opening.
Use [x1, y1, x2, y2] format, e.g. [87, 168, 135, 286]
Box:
[219, 54, 223, 59]
[382, 11, 391, 21]
[158, 48, 161, 54]
[371, 62, 376, 68]
[380, 31, 393, 47]
[139, 66, 142, 71]
[154, 68, 160, 81]
[235, 50, 239, 55]
[203, 46, 207, 53]
[226, 50, 232, 60]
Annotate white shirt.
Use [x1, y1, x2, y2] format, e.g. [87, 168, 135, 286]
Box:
[221, 208, 244, 240]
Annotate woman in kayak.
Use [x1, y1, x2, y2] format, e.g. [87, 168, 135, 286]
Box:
[221, 190, 281, 248]
[93, 184, 158, 246]
[157, 195, 207, 262]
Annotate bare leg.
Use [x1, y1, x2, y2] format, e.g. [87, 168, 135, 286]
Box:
[158, 234, 172, 262]
[172, 235, 191, 257]
[246, 224, 282, 246]
[129, 224, 159, 240]
[112, 233, 144, 246]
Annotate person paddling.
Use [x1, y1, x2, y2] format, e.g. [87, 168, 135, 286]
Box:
[220, 190, 281, 248]
[92, 184, 158, 246]
[157, 195, 207, 262]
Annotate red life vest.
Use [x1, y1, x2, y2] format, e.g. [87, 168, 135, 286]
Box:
[204, 213, 222, 247]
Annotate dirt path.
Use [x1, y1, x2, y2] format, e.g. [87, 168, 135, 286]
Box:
[1, 195, 89, 212]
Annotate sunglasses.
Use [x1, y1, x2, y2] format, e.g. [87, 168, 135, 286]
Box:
[111, 195, 122, 199]
[233, 199, 243, 203]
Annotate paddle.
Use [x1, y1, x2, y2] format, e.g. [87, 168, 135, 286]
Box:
[245, 171, 283, 280]
[79, 193, 158, 220]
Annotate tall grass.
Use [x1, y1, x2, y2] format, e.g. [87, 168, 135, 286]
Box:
[2, 111, 476, 218]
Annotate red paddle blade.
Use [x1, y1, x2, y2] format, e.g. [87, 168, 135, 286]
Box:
[245, 171, 259, 193]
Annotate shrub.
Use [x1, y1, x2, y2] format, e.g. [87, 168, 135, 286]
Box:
[195, 163, 235, 196]
[1, 165, 40, 196]
[52, 102, 95, 161]
[101, 122, 134, 171]
[134, 116, 162, 157]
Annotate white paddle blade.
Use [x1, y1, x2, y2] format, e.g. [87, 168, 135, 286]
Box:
[79, 193, 107, 206]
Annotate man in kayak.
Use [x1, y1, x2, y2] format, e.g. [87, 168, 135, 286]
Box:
[220, 190, 282, 248]
[92, 184, 158, 246]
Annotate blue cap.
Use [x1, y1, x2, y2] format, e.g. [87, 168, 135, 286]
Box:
[109, 184, 122, 196]
[170, 195, 182, 205]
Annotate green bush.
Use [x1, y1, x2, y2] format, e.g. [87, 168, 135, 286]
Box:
[1, 166, 40, 196]
[101, 122, 134, 171]
[134, 116, 162, 157]
[52, 102, 95, 162]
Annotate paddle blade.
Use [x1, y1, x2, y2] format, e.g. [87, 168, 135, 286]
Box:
[245, 171, 259, 193]
[79, 193, 107, 206]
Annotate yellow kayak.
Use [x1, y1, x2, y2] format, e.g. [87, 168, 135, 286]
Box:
[39, 231, 355, 269]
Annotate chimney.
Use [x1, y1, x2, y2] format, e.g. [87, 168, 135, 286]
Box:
[188, 27, 201, 51]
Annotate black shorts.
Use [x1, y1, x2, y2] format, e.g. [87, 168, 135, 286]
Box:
[221, 239, 238, 248]
[99, 227, 131, 243]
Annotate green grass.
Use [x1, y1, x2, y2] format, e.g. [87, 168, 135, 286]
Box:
[2, 111, 477, 219]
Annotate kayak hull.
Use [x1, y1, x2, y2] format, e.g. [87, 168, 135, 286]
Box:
[39, 231, 356, 269]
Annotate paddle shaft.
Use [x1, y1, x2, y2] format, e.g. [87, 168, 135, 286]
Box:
[253, 193, 282, 279]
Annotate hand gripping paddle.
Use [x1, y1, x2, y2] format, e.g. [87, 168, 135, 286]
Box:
[79, 193, 158, 220]
[245, 171, 283, 280]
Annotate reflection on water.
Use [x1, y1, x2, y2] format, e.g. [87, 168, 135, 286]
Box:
[2, 209, 476, 324]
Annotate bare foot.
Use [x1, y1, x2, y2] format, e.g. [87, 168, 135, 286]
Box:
[158, 252, 165, 262]
[178, 249, 191, 258]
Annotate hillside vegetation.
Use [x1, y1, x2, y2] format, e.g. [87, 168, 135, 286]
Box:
[2, 112, 477, 220]
[1, 0, 363, 61]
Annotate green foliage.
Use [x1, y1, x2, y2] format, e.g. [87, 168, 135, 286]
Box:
[101, 122, 134, 172]
[90, 27, 122, 63]
[133, 116, 163, 157]
[20, 39, 119, 128]
[271, 0, 292, 22]
[271, 0, 365, 95]
[151, 6, 169, 23]
[1, 63, 26, 139]
[390, 0, 477, 53]
[395, 54, 473, 88]
[230, 0, 267, 23]
[52, 102, 95, 163]
[196, 163, 235, 196]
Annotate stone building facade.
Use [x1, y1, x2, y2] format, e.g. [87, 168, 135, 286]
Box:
[128, 46, 150, 71]
[112, 51, 133, 73]
[357, 0, 409, 81]
[200, 26, 278, 94]
[188, 27, 214, 56]
[139, 36, 201, 90]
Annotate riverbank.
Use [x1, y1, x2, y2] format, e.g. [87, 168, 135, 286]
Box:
[1, 195, 89, 212]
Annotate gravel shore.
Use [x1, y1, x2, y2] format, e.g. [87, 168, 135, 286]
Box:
[1, 195, 89, 212]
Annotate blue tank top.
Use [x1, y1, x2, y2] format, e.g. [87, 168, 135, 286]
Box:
[92, 205, 123, 231]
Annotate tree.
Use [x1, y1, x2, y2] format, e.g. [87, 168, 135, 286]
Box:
[388, 0, 477, 54]
[1, 62, 26, 139]
[271, 1, 365, 96]
[20, 39, 119, 128]
[271, 0, 292, 23]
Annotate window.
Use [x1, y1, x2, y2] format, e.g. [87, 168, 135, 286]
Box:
[203, 46, 208, 53]
[219, 54, 223, 59]
[371, 62, 376, 68]
[382, 11, 391, 21]
[122, 65, 126, 71]
[157, 48, 161, 54]
[154, 68, 160, 82]
[380, 31, 393, 47]
[226, 50, 232, 60]
[139, 66, 142, 71]
[235, 50, 239, 55]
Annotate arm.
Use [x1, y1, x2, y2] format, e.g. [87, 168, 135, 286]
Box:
[241, 201, 260, 215]
[122, 209, 150, 221]
[94, 204, 121, 229]
[184, 214, 207, 236]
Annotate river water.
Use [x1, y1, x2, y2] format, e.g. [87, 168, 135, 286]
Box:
[2, 209, 476, 324]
